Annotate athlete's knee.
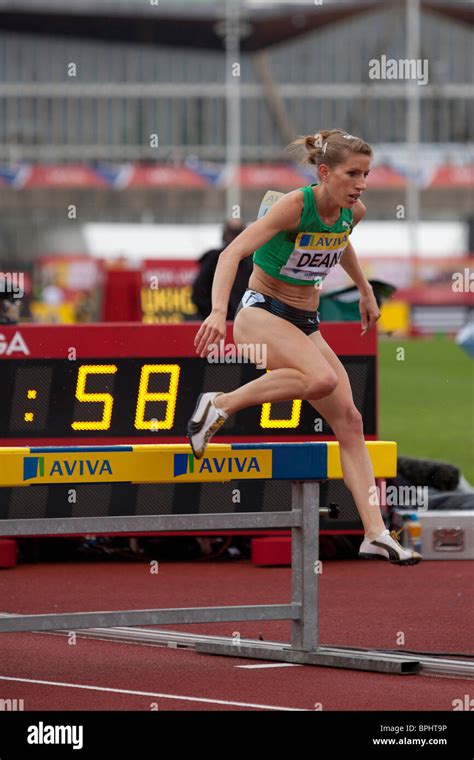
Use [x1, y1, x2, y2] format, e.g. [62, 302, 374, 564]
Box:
[303, 370, 338, 399]
[332, 405, 364, 437]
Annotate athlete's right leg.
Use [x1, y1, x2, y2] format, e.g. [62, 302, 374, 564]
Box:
[215, 306, 338, 416]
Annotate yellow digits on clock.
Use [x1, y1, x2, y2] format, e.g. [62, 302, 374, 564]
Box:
[72, 364, 118, 431]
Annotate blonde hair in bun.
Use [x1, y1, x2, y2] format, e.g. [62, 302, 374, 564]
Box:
[287, 128, 372, 174]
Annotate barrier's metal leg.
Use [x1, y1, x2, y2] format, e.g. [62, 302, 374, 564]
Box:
[291, 480, 320, 652]
[291, 481, 303, 650]
[301, 481, 319, 652]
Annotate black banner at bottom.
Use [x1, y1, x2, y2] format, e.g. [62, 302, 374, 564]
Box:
[0, 711, 471, 758]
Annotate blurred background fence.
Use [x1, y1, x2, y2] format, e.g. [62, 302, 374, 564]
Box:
[0, 0, 472, 335]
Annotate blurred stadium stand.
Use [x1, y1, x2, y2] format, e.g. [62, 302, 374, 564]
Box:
[0, 0, 472, 265]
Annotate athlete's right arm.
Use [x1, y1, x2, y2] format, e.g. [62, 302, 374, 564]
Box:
[194, 191, 304, 357]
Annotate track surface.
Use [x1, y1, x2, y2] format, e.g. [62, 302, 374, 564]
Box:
[0, 559, 472, 711]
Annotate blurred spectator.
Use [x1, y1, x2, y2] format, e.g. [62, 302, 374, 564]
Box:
[0, 292, 21, 324]
[192, 219, 252, 320]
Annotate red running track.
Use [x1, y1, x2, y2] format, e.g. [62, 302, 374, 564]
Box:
[0, 559, 472, 711]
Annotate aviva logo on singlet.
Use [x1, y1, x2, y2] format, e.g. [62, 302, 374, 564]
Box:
[173, 453, 261, 478]
[298, 231, 349, 250]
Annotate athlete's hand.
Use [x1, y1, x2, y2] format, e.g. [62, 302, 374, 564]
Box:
[359, 291, 381, 336]
[194, 310, 227, 358]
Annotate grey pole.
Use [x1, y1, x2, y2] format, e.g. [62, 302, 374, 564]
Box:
[406, 0, 422, 284]
[225, 0, 242, 219]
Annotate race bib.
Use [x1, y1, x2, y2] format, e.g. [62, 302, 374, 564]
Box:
[279, 231, 350, 282]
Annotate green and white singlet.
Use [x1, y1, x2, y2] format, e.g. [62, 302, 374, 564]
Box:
[253, 184, 354, 288]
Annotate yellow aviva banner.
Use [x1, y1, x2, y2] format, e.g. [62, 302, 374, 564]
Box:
[0, 445, 273, 487]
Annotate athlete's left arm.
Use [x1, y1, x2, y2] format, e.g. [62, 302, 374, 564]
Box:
[339, 200, 381, 335]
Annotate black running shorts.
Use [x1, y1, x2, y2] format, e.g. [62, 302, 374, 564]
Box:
[234, 289, 320, 336]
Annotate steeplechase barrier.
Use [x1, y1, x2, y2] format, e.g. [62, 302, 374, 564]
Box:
[0, 440, 423, 674]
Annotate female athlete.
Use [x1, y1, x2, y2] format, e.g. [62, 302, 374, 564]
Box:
[187, 128, 421, 566]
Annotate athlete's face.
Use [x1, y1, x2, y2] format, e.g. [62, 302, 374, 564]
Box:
[321, 154, 372, 208]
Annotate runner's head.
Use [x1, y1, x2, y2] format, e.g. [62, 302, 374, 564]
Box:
[288, 128, 373, 208]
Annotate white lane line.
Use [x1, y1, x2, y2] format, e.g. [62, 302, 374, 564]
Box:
[0, 675, 303, 711]
[236, 663, 302, 669]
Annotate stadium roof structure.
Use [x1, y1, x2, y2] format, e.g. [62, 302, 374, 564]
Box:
[0, 1, 472, 51]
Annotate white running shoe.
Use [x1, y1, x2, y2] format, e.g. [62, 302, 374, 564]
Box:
[187, 392, 229, 460]
[359, 529, 422, 566]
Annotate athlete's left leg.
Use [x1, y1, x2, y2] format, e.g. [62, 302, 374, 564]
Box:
[306, 330, 386, 540]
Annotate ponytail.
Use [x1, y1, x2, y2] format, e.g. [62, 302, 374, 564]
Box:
[287, 128, 372, 173]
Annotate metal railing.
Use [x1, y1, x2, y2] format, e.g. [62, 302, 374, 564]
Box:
[0, 6, 472, 161]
